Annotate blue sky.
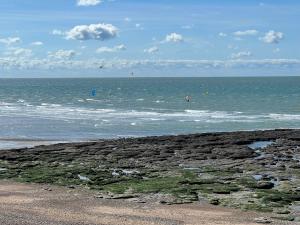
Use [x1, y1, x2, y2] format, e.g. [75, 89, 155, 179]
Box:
[0, 0, 299, 77]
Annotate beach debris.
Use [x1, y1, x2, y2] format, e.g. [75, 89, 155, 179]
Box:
[121, 169, 140, 175]
[78, 174, 91, 182]
[112, 170, 120, 176]
[254, 217, 272, 224]
[111, 169, 140, 176]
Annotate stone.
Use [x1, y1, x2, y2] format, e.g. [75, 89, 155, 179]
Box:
[255, 181, 274, 189]
[209, 198, 220, 205]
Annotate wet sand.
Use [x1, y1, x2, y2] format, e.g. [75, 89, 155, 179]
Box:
[0, 180, 294, 225]
[0, 138, 62, 150]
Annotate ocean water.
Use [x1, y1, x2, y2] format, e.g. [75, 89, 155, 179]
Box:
[1, 77, 300, 148]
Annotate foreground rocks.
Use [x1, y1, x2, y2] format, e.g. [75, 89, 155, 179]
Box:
[1, 129, 300, 222]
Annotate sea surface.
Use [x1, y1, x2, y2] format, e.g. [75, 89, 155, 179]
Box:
[1, 77, 300, 149]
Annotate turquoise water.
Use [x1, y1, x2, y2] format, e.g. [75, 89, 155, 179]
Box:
[1, 77, 300, 147]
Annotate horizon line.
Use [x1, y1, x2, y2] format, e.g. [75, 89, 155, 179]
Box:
[0, 75, 300, 79]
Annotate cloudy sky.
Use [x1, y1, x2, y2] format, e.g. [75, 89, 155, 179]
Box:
[0, 0, 299, 77]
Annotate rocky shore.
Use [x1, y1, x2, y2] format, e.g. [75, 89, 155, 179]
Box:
[1, 129, 300, 222]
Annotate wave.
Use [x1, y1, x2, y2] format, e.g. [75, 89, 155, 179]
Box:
[1, 101, 300, 124]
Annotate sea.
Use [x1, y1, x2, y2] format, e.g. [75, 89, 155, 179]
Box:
[1, 77, 300, 149]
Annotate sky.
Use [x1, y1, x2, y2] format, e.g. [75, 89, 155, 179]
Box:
[0, 0, 299, 77]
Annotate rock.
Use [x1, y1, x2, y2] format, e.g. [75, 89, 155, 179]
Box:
[274, 209, 290, 214]
[2, 129, 300, 215]
[159, 199, 192, 205]
[129, 198, 146, 203]
[106, 194, 139, 199]
[294, 216, 300, 222]
[255, 181, 274, 189]
[95, 195, 103, 199]
[271, 215, 294, 221]
[254, 217, 272, 224]
[209, 198, 220, 205]
[212, 147, 254, 159]
[289, 163, 300, 169]
[43, 187, 52, 191]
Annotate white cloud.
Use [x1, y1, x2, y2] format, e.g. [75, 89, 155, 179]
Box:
[2, 58, 300, 71]
[165, 33, 184, 43]
[124, 17, 131, 22]
[228, 44, 239, 50]
[261, 30, 284, 44]
[4, 47, 32, 58]
[52, 29, 64, 36]
[77, 0, 101, 6]
[96, 44, 126, 53]
[65, 23, 118, 41]
[135, 23, 144, 30]
[218, 32, 227, 37]
[96, 47, 114, 53]
[31, 41, 43, 46]
[181, 25, 193, 29]
[273, 48, 280, 53]
[233, 30, 258, 36]
[144, 46, 159, 54]
[0, 37, 21, 45]
[234, 37, 244, 42]
[48, 49, 76, 60]
[116, 44, 126, 50]
[231, 51, 252, 59]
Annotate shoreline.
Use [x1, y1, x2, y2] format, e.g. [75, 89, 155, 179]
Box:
[0, 128, 296, 150]
[1, 129, 300, 223]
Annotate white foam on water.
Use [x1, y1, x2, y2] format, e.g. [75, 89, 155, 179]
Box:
[268, 113, 300, 121]
[2, 100, 300, 126]
[41, 103, 62, 107]
[86, 99, 103, 102]
[148, 118, 166, 121]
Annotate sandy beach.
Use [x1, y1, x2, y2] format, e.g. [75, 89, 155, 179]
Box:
[0, 180, 295, 225]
